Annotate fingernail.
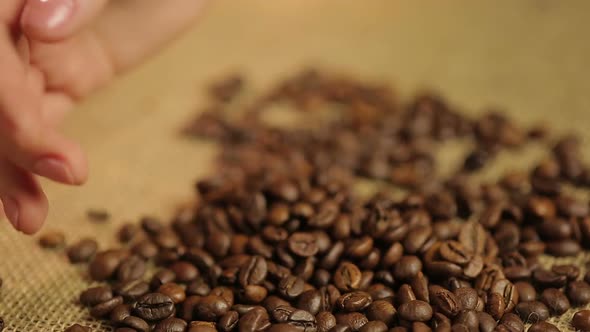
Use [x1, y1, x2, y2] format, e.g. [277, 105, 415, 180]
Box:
[1, 196, 20, 231]
[34, 157, 75, 184]
[22, 0, 75, 31]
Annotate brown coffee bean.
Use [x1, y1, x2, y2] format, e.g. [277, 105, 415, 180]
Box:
[134, 293, 175, 321]
[115, 279, 150, 301]
[476, 312, 496, 332]
[67, 238, 98, 263]
[39, 230, 65, 249]
[453, 287, 478, 311]
[154, 317, 188, 332]
[499, 313, 524, 332]
[358, 321, 387, 332]
[243, 285, 268, 304]
[170, 261, 200, 283]
[485, 292, 505, 320]
[410, 272, 429, 303]
[398, 300, 433, 322]
[394, 256, 422, 281]
[545, 239, 581, 256]
[490, 279, 518, 312]
[573, 310, 590, 331]
[346, 236, 374, 258]
[239, 256, 268, 287]
[116, 255, 146, 282]
[89, 249, 129, 281]
[567, 280, 590, 305]
[296, 290, 322, 315]
[454, 310, 479, 332]
[121, 316, 149, 332]
[238, 306, 271, 332]
[335, 312, 369, 331]
[158, 282, 186, 304]
[316, 311, 337, 332]
[514, 301, 549, 323]
[540, 288, 570, 315]
[439, 241, 472, 265]
[110, 303, 131, 324]
[333, 262, 362, 291]
[514, 282, 536, 302]
[430, 287, 461, 317]
[288, 232, 319, 257]
[335, 291, 372, 312]
[365, 300, 396, 326]
[90, 296, 123, 318]
[80, 286, 113, 307]
[458, 222, 486, 255]
[532, 268, 567, 289]
[188, 321, 217, 332]
[131, 240, 158, 259]
[217, 311, 239, 332]
[528, 321, 559, 332]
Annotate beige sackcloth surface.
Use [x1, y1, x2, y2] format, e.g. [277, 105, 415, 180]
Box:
[0, 1, 589, 331]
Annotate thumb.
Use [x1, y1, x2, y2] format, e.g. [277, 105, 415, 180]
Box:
[20, 0, 109, 42]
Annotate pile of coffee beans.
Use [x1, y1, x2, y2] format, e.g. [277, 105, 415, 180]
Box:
[67, 70, 590, 331]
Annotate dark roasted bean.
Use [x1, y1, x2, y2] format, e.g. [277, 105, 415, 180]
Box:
[134, 293, 175, 321]
[398, 300, 433, 322]
[540, 288, 570, 315]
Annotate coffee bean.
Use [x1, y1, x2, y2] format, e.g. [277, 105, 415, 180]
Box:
[287, 309, 316, 330]
[132, 240, 159, 259]
[296, 290, 322, 315]
[432, 312, 451, 331]
[90, 296, 123, 318]
[170, 261, 200, 283]
[532, 268, 567, 289]
[80, 286, 113, 307]
[317, 311, 337, 332]
[358, 321, 387, 332]
[573, 310, 590, 332]
[67, 238, 98, 263]
[394, 256, 422, 281]
[528, 321, 559, 332]
[217, 311, 239, 332]
[490, 279, 518, 312]
[410, 272, 429, 303]
[154, 317, 188, 332]
[439, 241, 472, 265]
[267, 323, 302, 332]
[454, 310, 478, 332]
[398, 300, 433, 322]
[396, 284, 416, 306]
[333, 263, 362, 291]
[335, 291, 372, 312]
[458, 222, 486, 255]
[335, 312, 369, 331]
[238, 306, 271, 332]
[288, 232, 319, 257]
[513, 282, 535, 303]
[540, 288, 570, 315]
[453, 287, 478, 311]
[122, 316, 149, 332]
[514, 301, 549, 323]
[187, 278, 212, 296]
[346, 236, 374, 258]
[65, 324, 91, 332]
[430, 287, 461, 317]
[476, 312, 496, 332]
[329, 324, 352, 332]
[134, 293, 175, 321]
[365, 300, 396, 326]
[90, 249, 129, 281]
[195, 294, 231, 321]
[39, 230, 65, 249]
[109, 303, 131, 324]
[188, 321, 217, 332]
[499, 313, 524, 332]
[158, 282, 186, 304]
[485, 292, 505, 320]
[239, 256, 268, 287]
[567, 280, 590, 305]
[117, 255, 146, 282]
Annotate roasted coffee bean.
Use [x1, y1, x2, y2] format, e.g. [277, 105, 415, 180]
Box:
[528, 321, 559, 332]
[217, 311, 239, 332]
[499, 313, 524, 332]
[321, 242, 345, 270]
[453, 287, 478, 311]
[170, 261, 200, 283]
[335, 291, 372, 312]
[403, 226, 433, 255]
[90, 296, 123, 318]
[440, 241, 472, 265]
[458, 222, 486, 255]
[514, 282, 535, 302]
[476, 312, 496, 332]
[365, 300, 396, 326]
[118, 223, 139, 243]
[287, 309, 317, 330]
[317, 311, 337, 332]
[430, 287, 461, 317]
[211, 286, 235, 307]
[532, 268, 567, 289]
[134, 293, 175, 321]
[154, 317, 188, 332]
[264, 296, 291, 312]
[398, 300, 433, 322]
[380, 242, 403, 269]
[432, 312, 451, 331]
[346, 236, 374, 258]
[567, 280, 590, 305]
[358, 321, 387, 332]
[277, 275, 305, 299]
[551, 263, 580, 281]
[262, 225, 289, 243]
[296, 290, 322, 315]
[117, 255, 146, 282]
[110, 303, 131, 323]
[540, 288, 570, 315]
[238, 306, 271, 332]
[243, 285, 268, 304]
[288, 232, 319, 257]
[335, 312, 369, 331]
[485, 292, 505, 320]
[411, 272, 429, 303]
[491, 279, 518, 312]
[132, 240, 159, 259]
[313, 269, 332, 287]
[394, 256, 422, 281]
[188, 321, 217, 332]
[80, 286, 113, 306]
[67, 238, 98, 263]
[454, 310, 478, 332]
[396, 284, 416, 305]
[239, 256, 267, 287]
[187, 278, 211, 296]
[150, 269, 176, 290]
[90, 249, 129, 281]
[121, 316, 149, 332]
[333, 262, 362, 291]
[267, 323, 302, 332]
[39, 230, 65, 248]
[271, 305, 296, 323]
[329, 323, 352, 332]
[65, 324, 91, 332]
[573, 310, 590, 331]
[514, 301, 549, 323]
[158, 282, 186, 304]
[195, 294, 231, 321]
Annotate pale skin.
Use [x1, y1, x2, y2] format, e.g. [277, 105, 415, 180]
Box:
[0, 0, 208, 234]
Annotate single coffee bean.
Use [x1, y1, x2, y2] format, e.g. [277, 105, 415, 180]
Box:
[238, 306, 271, 332]
[514, 301, 549, 324]
[430, 287, 461, 317]
[573, 310, 590, 332]
[398, 300, 433, 322]
[396, 284, 416, 306]
[287, 309, 316, 330]
[328, 323, 352, 332]
[117, 255, 146, 282]
[65, 324, 91, 332]
[365, 300, 396, 326]
[317, 311, 337, 332]
[132, 240, 159, 259]
[336, 291, 372, 312]
[393, 256, 422, 281]
[278, 275, 305, 299]
[458, 222, 486, 255]
[134, 293, 175, 321]
[432, 312, 451, 331]
[490, 279, 518, 312]
[528, 321, 559, 332]
[115, 279, 150, 301]
[195, 294, 231, 321]
[271, 305, 297, 323]
[170, 261, 200, 283]
[67, 238, 98, 263]
[540, 288, 570, 315]
[440, 241, 473, 265]
[217, 311, 239, 332]
[122, 316, 150, 332]
[118, 223, 139, 243]
[239, 256, 268, 287]
[567, 280, 590, 305]
[545, 239, 581, 256]
[188, 321, 217, 332]
[335, 312, 369, 331]
[346, 236, 374, 258]
[187, 278, 211, 296]
[243, 284, 268, 304]
[39, 230, 65, 248]
[334, 262, 362, 291]
[89, 249, 129, 281]
[110, 303, 131, 323]
[485, 292, 505, 320]
[154, 317, 188, 332]
[410, 272, 429, 303]
[551, 263, 580, 281]
[454, 310, 478, 332]
[514, 282, 536, 302]
[358, 321, 387, 332]
[90, 296, 123, 318]
[532, 268, 567, 289]
[477, 312, 497, 332]
[158, 282, 186, 304]
[499, 313, 524, 332]
[80, 286, 113, 307]
[296, 290, 322, 315]
[453, 287, 478, 311]
[288, 232, 319, 257]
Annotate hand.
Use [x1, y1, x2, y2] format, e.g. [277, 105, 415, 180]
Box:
[0, 0, 207, 234]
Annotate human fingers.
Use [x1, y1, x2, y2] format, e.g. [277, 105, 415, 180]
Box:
[20, 0, 110, 42]
[0, 157, 48, 234]
[0, 28, 88, 185]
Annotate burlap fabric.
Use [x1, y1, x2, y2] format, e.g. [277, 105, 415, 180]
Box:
[0, 1, 589, 331]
